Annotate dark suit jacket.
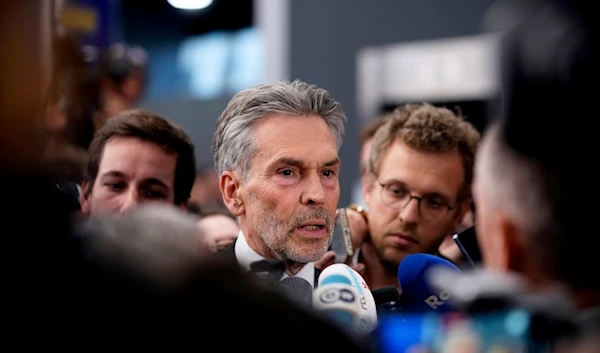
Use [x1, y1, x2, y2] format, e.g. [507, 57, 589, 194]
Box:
[215, 240, 322, 286]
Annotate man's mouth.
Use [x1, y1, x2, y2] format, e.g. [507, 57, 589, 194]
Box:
[389, 233, 419, 246]
[298, 223, 325, 230]
[296, 220, 327, 237]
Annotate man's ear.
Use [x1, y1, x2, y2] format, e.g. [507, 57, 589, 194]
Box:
[482, 211, 523, 273]
[500, 215, 527, 275]
[80, 181, 91, 214]
[220, 170, 244, 217]
[452, 199, 473, 232]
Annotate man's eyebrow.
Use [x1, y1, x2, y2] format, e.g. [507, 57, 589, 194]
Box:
[274, 158, 305, 168]
[141, 178, 169, 189]
[100, 171, 126, 178]
[100, 172, 169, 189]
[273, 157, 340, 169]
[382, 178, 453, 201]
[322, 158, 340, 168]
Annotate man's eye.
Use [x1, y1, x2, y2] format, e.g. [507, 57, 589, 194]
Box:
[105, 182, 124, 191]
[142, 190, 166, 199]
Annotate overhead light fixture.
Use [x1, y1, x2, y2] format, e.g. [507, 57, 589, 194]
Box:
[167, 0, 213, 10]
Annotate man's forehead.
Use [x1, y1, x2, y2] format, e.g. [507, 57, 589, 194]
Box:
[251, 116, 338, 162]
[378, 143, 464, 195]
[97, 138, 177, 185]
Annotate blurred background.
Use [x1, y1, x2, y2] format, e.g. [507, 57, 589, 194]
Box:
[4, 0, 502, 208]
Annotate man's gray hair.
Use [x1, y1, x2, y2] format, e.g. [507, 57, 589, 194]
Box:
[212, 79, 346, 178]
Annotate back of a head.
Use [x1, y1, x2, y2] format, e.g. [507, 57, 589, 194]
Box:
[485, 0, 597, 291]
[493, 0, 594, 162]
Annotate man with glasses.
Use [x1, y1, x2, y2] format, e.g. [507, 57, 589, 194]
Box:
[335, 103, 480, 291]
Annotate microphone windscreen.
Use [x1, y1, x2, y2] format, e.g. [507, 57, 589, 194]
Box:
[397, 254, 461, 313]
[313, 283, 370, 335]
[318, 264, 378, 333]
[372, 286, 401, 305]
[280, 276, 313, 307]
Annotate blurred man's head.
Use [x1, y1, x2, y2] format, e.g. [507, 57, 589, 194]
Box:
[81, 109, 196, 214]
[100, 43, 148, 104]
[476, 0, 597, 308]
[364, 103, 480, 267]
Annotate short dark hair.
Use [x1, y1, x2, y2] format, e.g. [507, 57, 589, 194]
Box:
[86, 109, 196, 205]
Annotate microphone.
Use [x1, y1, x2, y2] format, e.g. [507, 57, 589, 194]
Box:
[372, 286, 405, 314]
[314, 263, 378, 334]
[373, 286, 401, 305]
[397, 253, 461, 313]
[428, 267, 574, 314]
[427, 268, 580, 346]
[280, 276, 313, 307]
[313, 283, 367, 334]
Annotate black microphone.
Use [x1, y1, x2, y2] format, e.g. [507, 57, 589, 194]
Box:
[372, 286, 406, 314]
[280, 276, 313, 307]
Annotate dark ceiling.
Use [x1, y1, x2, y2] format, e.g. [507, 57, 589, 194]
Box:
[120, 0, 253, 40]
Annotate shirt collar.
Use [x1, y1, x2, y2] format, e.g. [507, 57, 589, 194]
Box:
[234, 230, 315, 288]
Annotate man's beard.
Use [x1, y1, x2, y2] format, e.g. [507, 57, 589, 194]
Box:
[251, 197, 334, 263]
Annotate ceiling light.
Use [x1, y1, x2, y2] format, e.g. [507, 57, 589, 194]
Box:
[167, 0, 213, 11]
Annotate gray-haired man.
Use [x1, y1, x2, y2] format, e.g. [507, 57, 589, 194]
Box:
[213, 80, 346, 288]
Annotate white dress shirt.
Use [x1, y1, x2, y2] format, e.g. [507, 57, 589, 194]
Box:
[234, 230, 316, 288]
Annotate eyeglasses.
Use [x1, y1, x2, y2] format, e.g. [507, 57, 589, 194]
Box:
[375, 176, 456, 222]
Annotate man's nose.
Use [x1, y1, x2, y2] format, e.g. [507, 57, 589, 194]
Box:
[398, 197, 420, 224]
[119, 189, 140, 213]
[301, 173, 326, 205]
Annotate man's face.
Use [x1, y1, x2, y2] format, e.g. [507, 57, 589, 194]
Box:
[81, 137, 177, 215]
[364, 140, 466, 266]
[240, 114, 340, 263]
